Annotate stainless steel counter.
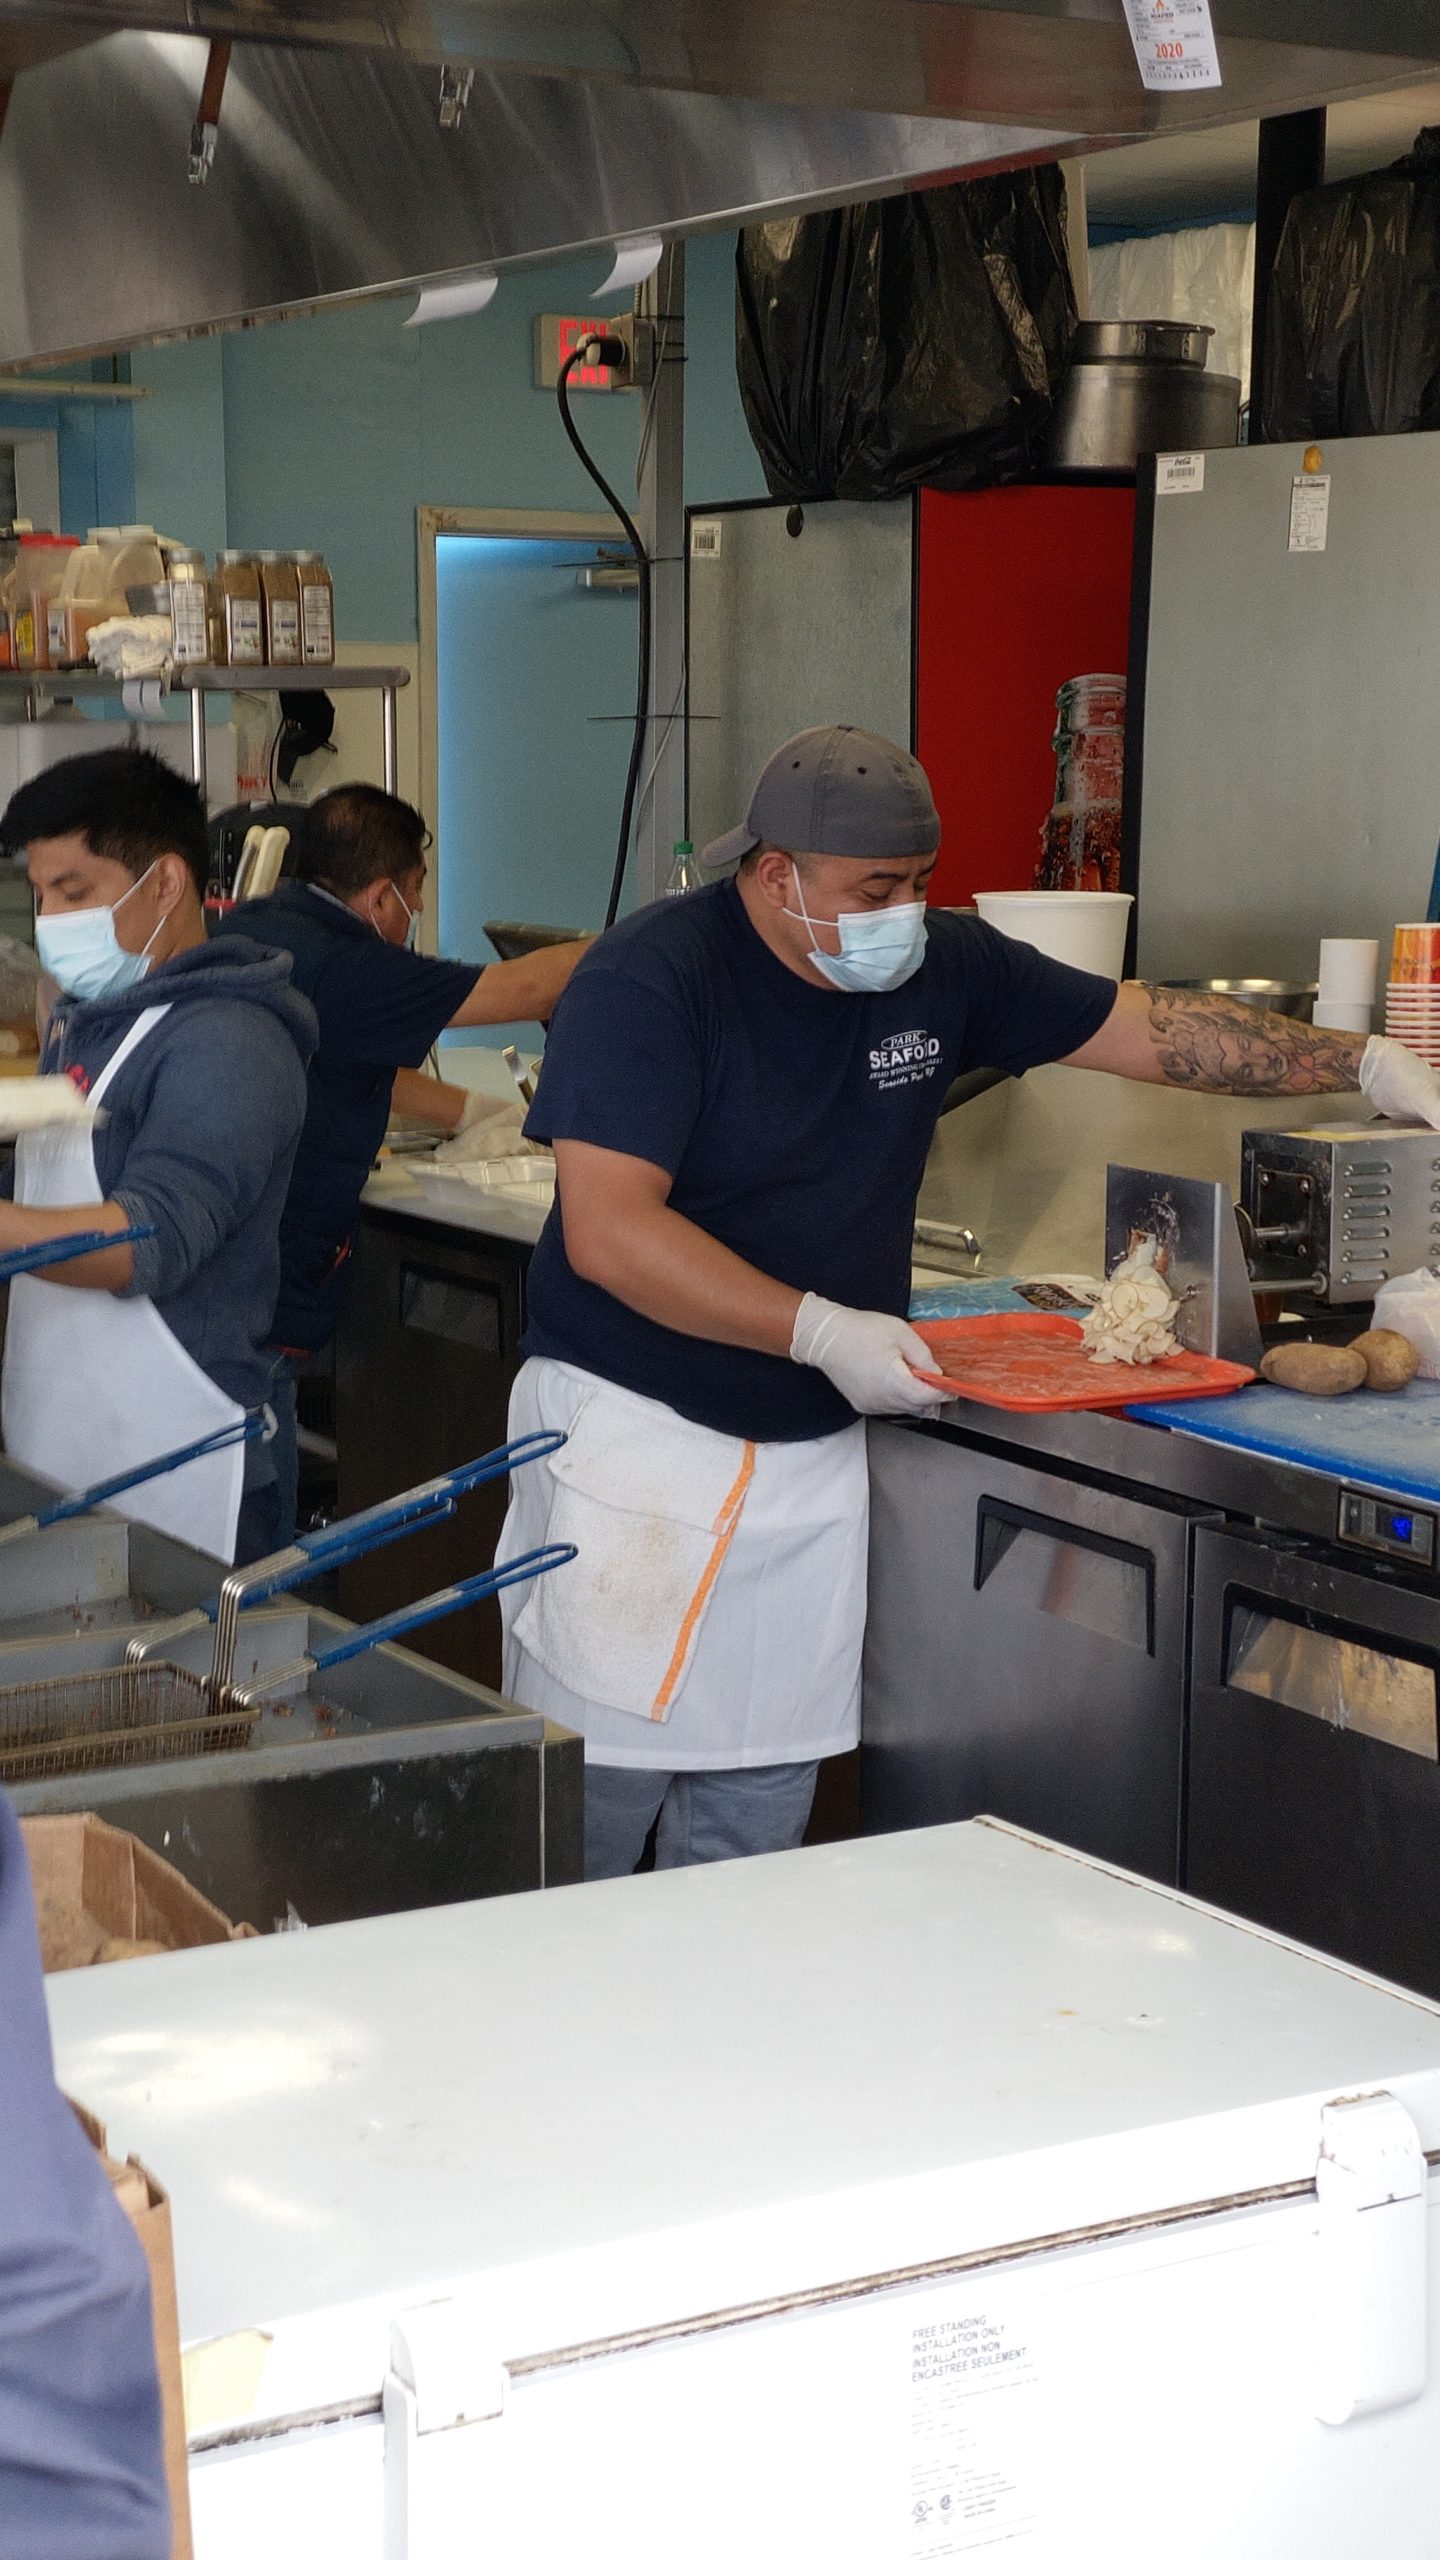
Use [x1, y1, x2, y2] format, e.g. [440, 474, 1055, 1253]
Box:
[863, 1388, 1440, 1994]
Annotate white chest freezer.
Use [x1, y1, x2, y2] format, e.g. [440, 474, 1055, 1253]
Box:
[46, 1819, 1440, 2560]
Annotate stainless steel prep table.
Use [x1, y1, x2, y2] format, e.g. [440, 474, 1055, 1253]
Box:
[863, 1392, 1440, 1994]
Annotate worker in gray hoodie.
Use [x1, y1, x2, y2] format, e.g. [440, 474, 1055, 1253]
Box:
[0, 749, 317, 1564]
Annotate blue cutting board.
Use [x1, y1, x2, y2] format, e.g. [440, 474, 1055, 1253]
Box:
[1127, 1378, 1440, 1503]
[910, 1279, 1036, 1319]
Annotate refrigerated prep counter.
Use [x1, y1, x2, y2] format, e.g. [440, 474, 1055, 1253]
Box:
[335, 1166, 544, 1689]
[863, 1389, 1440, 1998]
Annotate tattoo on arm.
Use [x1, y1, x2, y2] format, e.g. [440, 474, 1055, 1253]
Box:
[1142, 985, 1365, 1096]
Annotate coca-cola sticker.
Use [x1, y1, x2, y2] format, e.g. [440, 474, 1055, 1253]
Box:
[1121, 0, 1221, 91]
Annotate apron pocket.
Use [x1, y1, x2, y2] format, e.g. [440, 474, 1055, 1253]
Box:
[511, 1386, 756, 1720]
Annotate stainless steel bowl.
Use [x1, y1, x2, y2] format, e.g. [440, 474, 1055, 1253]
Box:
[1159, 979, 1318, 1021]
[1072, 319, 1214, 369]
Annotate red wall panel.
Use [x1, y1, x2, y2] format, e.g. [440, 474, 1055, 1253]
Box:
[916, 484, 1137, 908]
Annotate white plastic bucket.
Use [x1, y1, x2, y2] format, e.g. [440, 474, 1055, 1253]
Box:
[973, 890, 1132, 978]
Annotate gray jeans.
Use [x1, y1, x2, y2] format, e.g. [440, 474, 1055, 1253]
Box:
[584, 1759, 820, 1881]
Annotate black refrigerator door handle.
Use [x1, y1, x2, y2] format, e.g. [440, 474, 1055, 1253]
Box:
[975, 1497, 1156, 1656]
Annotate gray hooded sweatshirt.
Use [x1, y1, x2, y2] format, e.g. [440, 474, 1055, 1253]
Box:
[27, 937, 318, 1432]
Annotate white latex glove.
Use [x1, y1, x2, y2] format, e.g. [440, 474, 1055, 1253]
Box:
[435, 1099, 536, 1164]
[457, 1089, 522, 1135]
[790, 1291, 951, 1417]
[1359, 1035, 1440, 1130]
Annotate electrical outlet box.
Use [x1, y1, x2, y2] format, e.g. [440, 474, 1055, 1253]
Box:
[533, 313, 650, 391]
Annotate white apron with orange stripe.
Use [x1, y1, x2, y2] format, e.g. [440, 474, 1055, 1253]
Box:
[496, 1357, 868, 1771]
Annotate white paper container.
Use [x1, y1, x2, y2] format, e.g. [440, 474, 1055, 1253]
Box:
[1318, 938, 1379, 1003]
[974, 890, 1132, 977]
[409, 1154, 556, 1209]
[1312, 999, 1373, 1033]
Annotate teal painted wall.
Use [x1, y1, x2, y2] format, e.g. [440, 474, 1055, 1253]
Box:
[685, 231, 768, 508]
[130, 338, 227, 561]
[0, 375, 135, 539]
[90, 234, 765, 957]
[126, 232, 763, 636]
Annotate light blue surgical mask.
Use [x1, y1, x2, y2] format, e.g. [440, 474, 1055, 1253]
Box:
[785, 862, 927, 994]
[34, 862, 166, 1004]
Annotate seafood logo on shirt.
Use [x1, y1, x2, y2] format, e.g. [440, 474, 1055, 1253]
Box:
[869, 1027, 942, 1093]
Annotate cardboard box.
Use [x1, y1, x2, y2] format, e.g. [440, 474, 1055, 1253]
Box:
[20, 1812, 252, 1971]
[71, 2101, 194, 2560]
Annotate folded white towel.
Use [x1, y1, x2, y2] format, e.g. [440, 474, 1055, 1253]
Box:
[86, 616, 171, 679]
[511, 1380, 756, 1719]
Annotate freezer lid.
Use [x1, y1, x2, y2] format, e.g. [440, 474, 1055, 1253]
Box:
[47, 1820, 1440, 2428]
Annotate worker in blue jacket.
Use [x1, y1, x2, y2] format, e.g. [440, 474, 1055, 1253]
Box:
[0, 1788, 169, 2557]
[0, 749, 316, 1563]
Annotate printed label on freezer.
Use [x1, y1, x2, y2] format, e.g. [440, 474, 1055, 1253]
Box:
[908, 2307, 1039, 2553]
[1288, 474, 1331, 554]
[690, 517, 723, 557]
[1120, 0, 1221, 91]
[1156, 451, 1205, 497]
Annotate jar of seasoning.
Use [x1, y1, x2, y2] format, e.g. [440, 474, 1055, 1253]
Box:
[213, 550, 264, 668]
[12, 534, 78, 670]
[258, 551, 302, 667]
[165, 549, 210, 666]
[1035, 673, 1127, 894]
[293, 550, 335, 664]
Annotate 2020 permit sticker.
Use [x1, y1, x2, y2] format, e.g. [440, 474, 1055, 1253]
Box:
[1121, 0, 1221, 91]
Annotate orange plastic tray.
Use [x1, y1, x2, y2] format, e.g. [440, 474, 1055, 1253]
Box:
[909, 1312, 1255, 1413]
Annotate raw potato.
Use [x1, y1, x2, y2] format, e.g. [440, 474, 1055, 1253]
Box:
[1260, 1343, 1367, 1397]
[1347, 1328, 1421, 1392]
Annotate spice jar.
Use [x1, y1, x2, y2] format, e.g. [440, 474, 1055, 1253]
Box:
[12, 534, 78, 671]
[1035, 674, 1127, 894]
[165, 549, 210, 666]
[213, 550, 264, 668]
[258, 551, 302, 666]
[293, 551, 335, 665]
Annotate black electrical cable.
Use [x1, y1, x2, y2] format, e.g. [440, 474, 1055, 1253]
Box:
[556, 339, 652, 930]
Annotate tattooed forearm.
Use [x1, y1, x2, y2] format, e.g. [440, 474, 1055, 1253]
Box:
[1141, 986, 1365, 1096]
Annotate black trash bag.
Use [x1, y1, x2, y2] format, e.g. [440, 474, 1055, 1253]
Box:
[1262, 128, 1440, 442]
[735, 169, 1076, 502]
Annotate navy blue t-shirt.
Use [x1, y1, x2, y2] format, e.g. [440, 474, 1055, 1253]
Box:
[214, 881, 480, 1349]
[523, 879, 1117, 1440]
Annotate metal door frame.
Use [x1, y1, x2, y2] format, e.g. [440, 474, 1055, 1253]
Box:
[416, 502, 623, 955]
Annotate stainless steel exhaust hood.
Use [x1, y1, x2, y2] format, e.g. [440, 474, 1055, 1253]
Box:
[0, 4, 1436, 363]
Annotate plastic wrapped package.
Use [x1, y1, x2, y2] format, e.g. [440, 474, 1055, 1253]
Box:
[1262, 129, 1440, 442]
[1371, 1269, 1440, 1379]
[1088, 223, 1255, 402]
[735, 168, 1076, 502]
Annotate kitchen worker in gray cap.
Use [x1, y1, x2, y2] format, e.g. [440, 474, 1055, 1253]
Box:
[496, 723, 1440, 1879]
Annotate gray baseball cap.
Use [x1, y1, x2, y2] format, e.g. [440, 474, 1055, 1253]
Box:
[701, 725, 941, 873]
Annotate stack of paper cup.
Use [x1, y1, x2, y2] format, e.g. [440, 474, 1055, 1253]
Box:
[1385, 926, 1440, 1062]
[1314, 938, 1379, 1033]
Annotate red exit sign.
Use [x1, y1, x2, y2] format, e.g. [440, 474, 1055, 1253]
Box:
[534, 314, 622, 391]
